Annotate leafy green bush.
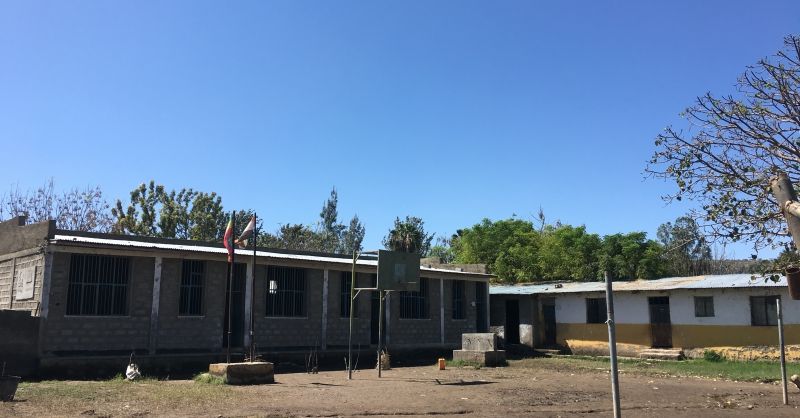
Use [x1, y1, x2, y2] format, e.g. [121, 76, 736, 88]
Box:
[703, 349, 723, 362]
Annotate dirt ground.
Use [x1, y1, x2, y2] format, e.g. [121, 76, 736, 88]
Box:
[3, 359, 800, 417]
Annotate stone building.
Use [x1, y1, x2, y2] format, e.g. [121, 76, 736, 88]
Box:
[0, 217, 491, 376]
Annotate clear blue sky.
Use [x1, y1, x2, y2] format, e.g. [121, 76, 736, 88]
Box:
[2, 1, 798, 258]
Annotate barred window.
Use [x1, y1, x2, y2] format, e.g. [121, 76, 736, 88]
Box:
[399, 277, 429, 319]
[586, 298, 607, 324]
[67, 254, 129, 316]
[452, 280, 465, 320]
[340, 271, 357, 318]
[694, 296, 714, 317]
[266, 266, 306, 317]
[179, 260, 205, 316]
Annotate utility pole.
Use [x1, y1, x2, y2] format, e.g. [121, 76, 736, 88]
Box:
[605, 271, 621, 418]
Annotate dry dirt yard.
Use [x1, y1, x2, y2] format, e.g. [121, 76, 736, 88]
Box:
[3, 357, 800, 417]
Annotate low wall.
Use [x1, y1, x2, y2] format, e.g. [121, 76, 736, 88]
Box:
[684, 345, 800, 362]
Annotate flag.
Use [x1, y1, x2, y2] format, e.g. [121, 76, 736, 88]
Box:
[236, 215, 256, 248]
[223, 215, 234, 262]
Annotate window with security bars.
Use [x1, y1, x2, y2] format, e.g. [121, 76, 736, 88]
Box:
[67, 254, 129, 316]
[179, 260, 205, 316]
[340, 271, 357, 318]
[586, 298, 607, 324]
[452, 280, 465, 319]
[266, 266, 306, 317]
[751, 295, 779, 326]
[694, 296, 714, 317]
[399, 277, 429, 319]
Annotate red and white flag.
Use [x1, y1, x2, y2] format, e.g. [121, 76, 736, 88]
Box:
[236, 215, 256, 248]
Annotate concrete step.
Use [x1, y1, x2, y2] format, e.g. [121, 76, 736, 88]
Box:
[638, 348, 684, 361]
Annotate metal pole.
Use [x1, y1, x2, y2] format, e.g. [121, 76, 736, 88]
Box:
[377, 289, 384, 378]
[250, 213, 257, 362]
[348, 250, 357, 379]
[778, 297, 789, 405]
[605, 271, 621, 418]
[226, 210, 235, 364]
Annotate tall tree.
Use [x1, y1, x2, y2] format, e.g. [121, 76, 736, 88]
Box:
[340, 214, 365, 255]
[600, 232, 665, 280]
[657, 216, 713, 276]
[111, 181, 226, 241]
[383, 216, 434, 255]
[647, 35, 800, 252]
[318, 188, 346, 253]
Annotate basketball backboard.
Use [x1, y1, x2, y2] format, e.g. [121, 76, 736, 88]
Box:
[377, 250, 420, 291]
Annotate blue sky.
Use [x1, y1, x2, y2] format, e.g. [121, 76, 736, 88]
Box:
[1, 1, 798, 258]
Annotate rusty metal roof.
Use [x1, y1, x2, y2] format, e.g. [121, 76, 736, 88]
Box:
[490, 274, 787, 295]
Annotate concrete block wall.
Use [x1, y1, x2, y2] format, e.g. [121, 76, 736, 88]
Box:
[388, 277, 441, 347]
[444, 279, 478, 344]
[253, 267, 324, 349]
[325, 271, 372, 347]
[0, 253, 45, 312]
[41, 252, 153, 353]
[156, 259, 227, 351]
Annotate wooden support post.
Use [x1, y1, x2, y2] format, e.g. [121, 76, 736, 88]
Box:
[605, 271, 621, 418]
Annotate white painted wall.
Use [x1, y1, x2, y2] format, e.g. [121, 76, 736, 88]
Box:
[670, 289, 800, 326]
[555, 293, 650, 324]
[553, 288, 800, 326]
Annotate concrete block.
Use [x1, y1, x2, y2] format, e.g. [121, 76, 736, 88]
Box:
[519, 324, 534, 347]
[452, 350, 506, 367]
[208, 362, 274, 385]
[461, 333, 498, 351]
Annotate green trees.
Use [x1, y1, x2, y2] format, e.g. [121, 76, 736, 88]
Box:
[647, 35, 800, 251]
[383, 216, 434, 254]
[111, 181, 226, 241]
[450, 217, 669, 283]
[656, 216, 713, 276]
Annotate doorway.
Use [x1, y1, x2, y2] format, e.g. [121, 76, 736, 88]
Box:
[542, 303, 557, 347]
[648, 296, 672, 348]
[475, 282, 488, 332]
[505, 300, 520, 344]
[223, 263, 246, 348]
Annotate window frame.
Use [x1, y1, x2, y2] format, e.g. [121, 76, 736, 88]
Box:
[340, 271, 357, 318]
[265, 266, 307, 318]
[399, 277, 429, 319]
[693, 296, 715, 318]
[66, 254, 130, 316]
[585, 297, 607, 324]
[179, 260, 206, 316]
[751, 295, 779, 326]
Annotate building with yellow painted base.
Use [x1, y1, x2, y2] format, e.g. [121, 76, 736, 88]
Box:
[490, 275, 799, 355]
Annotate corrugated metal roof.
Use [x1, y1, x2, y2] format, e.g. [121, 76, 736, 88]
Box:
[490, 274, 787, 295]
[51, 234, 492, 278]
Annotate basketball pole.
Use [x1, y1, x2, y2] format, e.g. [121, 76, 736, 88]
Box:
[348, 250, 358, 380]
[378, 289, 384, 378]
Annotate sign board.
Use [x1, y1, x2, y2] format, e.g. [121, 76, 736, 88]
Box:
[377, 250, 420, 291]
[14, 266, 36, 301]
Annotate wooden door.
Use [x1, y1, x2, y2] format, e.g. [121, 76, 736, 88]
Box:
[648, 297, 672, 348]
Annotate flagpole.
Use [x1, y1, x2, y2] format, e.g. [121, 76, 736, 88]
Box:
[227, 210, 236, 364]
[250, 213, 257, 362]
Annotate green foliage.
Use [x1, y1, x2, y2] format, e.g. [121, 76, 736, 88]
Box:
[383, 216, 434, 254]
[451, 217, 672, 283]
[601, 232, 666, 280]
[703, 349, 723, 362]
[193, 373, 225, 385]
[341, 214, 365, 255]
[657, 216, 713, 276]
[428, 237, 456, 263]
[111, 181, 226, 241]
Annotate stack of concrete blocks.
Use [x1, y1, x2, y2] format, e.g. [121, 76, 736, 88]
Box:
[208, 362, 275, 385]
[452, 333, 506, 367]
